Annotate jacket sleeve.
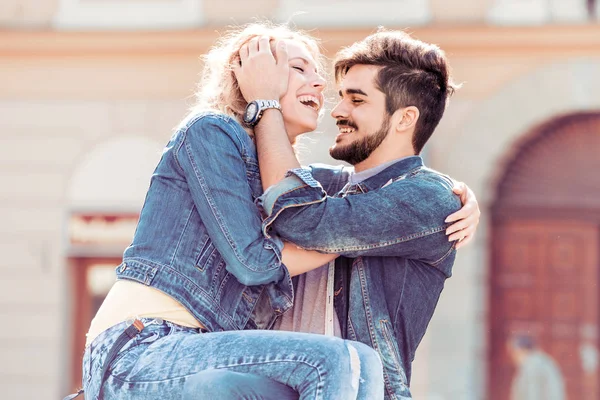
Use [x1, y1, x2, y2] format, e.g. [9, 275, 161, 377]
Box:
[307, 163, 352, 194]
[175, 115, 292, 296]
[258, 167, 460, 263]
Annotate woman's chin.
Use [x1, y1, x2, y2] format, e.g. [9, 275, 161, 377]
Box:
[300, 120, 318, 133]
[285, 122, 317, 140]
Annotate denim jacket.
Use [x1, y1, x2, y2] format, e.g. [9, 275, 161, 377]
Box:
[258, 156, 461, 399]
[117, 112, 292, 332]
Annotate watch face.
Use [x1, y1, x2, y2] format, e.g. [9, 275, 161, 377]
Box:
[244, 102, 258, 123]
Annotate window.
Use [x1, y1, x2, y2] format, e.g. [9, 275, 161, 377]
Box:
[549, 0, 592, 22]
[276, 0, 431, 27]
[53, 0, 204, 30]
[488, 0, 593, 24]
[66, 212, 139, 391]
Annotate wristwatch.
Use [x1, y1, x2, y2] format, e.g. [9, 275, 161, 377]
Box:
[243, 100, 282, 126]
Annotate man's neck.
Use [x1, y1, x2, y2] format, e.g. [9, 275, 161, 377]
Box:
[353, 149, 415, 172]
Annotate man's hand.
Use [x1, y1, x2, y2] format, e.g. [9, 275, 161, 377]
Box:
[233, 36, 289, 102]
[445, 181, 481, 249]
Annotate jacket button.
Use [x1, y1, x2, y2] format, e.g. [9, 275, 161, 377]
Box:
[120, 263, 127, 272]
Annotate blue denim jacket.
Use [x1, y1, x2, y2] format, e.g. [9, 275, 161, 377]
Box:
[117, 112, 292, 332]
[258, 157, 461, 399]
[115, 110, 425, 335]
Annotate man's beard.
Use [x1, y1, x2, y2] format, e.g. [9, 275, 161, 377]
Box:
[330, 116, 391, 165]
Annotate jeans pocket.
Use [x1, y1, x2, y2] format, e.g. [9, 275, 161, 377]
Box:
[109, 330, 161, 381]
[140, 332, 160, 344]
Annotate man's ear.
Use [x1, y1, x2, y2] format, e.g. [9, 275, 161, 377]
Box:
[394, 106, 419, 132]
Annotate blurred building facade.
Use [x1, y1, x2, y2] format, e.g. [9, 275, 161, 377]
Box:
[1, 0, 600, 398]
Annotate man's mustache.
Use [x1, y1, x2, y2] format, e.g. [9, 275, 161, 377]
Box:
[336, 120, 358, 130]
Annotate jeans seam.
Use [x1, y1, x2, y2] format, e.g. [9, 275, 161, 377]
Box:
[108, 359, 324, 387]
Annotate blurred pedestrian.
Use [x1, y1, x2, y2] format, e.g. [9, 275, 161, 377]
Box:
[507, 333, 566, 400]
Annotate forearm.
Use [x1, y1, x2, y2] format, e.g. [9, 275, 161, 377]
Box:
[260, 171, 460, 259]
[254, 109, 300, 190]
[281, 242, 338, 277]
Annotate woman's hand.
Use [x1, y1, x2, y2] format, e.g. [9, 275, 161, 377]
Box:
[445, 181, 481, 249]
[233, 36, 289, 102]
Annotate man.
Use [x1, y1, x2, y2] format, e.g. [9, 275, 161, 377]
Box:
[507, 334, 566, 400]
[233, 29, 476, 398]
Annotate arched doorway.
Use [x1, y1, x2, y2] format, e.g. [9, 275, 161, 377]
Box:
[65, 136, 163, 391]
[490, 112, 600, 399]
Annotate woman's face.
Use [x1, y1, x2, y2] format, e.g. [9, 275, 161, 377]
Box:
[278, 40, 326, 139]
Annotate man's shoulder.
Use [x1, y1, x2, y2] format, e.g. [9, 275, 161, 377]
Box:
[382, 166, 460, 215]
[414, 166, 456, 191]
[385, 166, 455, 195]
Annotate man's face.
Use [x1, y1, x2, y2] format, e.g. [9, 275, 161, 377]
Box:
[329, 64, 391, 165]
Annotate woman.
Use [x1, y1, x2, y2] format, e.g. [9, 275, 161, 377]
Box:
[71, 23, 477, 400]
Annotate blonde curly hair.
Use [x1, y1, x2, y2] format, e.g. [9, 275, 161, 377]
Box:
[192, 22, 324, 126]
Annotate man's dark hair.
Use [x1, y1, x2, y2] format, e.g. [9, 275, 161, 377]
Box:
[334, 30, 458, 154]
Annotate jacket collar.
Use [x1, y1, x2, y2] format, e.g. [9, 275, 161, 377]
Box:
[352, 156, 424, 194]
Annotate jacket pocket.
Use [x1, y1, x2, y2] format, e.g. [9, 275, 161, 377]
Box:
[195, 238, 217, 272]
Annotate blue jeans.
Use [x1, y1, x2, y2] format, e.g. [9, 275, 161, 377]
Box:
[83, 318, 384, 400]
[183, 370, 300, 399]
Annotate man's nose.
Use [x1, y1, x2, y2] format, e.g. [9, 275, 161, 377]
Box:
[331, 101, 348, 119]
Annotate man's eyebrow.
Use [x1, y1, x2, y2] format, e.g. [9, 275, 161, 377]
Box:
[339, 88, 368, 97]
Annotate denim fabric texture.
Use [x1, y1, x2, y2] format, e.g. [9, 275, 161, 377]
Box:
[83, 318, 385, 400]
[182, 370, 300, 400]
[116, 112, 292, 333]
[102, 108, 458, 399]
[258, 157, 461, 399]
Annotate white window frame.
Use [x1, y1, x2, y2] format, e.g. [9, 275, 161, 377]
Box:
[548, 0, 589, 22]
[487, 0, 549, 25]
[276, 0, 431, 27]
[53, 0, 204, 30]
[488, 0, 592, 24]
